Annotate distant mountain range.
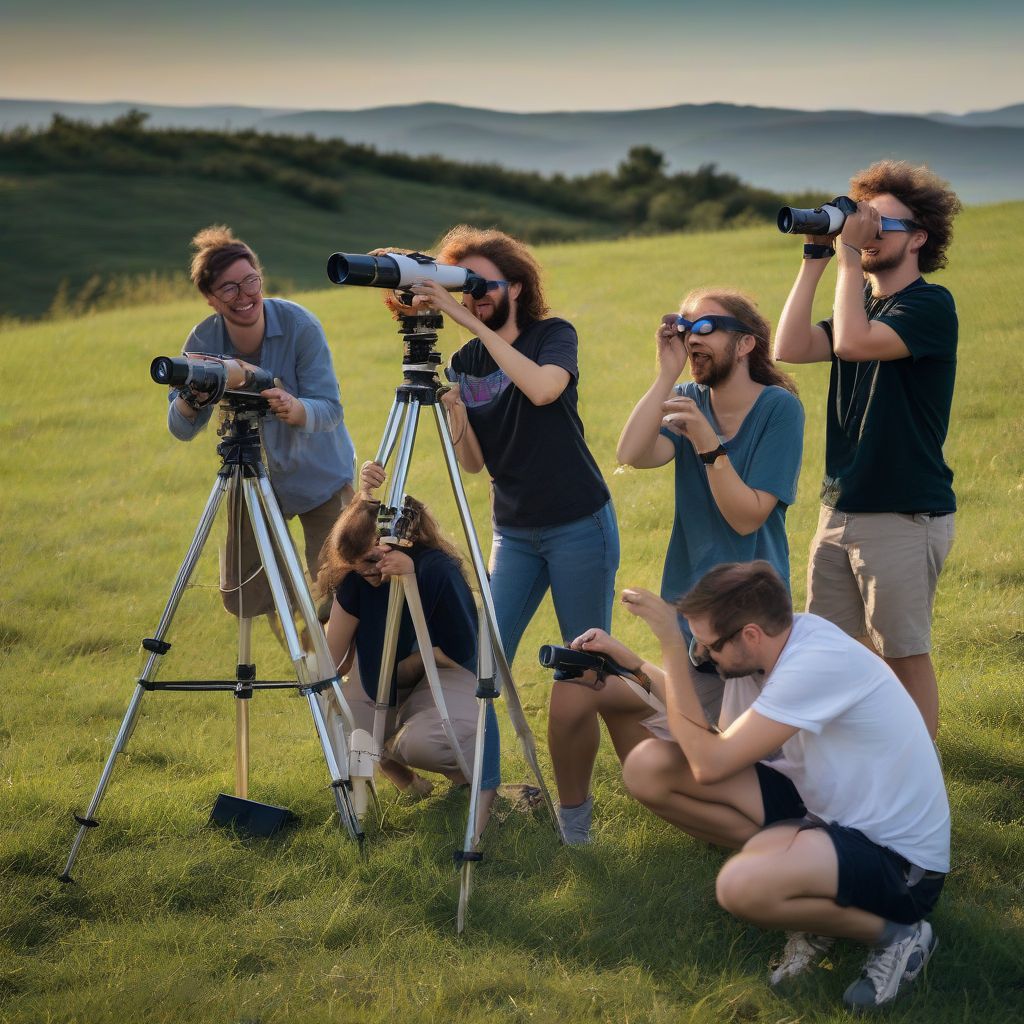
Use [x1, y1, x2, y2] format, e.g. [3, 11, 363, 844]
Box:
[3, 98, 1023, 203]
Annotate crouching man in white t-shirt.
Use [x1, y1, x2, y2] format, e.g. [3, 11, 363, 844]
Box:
[575, 560, 949, 1012]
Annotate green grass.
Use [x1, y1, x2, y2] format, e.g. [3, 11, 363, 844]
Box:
[1, 205, 1023, 1023]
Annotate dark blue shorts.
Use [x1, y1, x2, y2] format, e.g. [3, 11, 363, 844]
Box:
[755, 762, 806, 825]
[806, 819, 946, 924]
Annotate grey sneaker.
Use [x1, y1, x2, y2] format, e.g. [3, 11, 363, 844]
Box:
[769, 932, 836, 986]
[557, 795, 594, 845]
[843, 920, 937, 1012]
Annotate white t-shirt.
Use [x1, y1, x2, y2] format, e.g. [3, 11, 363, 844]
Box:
[752, 614, 950, 872]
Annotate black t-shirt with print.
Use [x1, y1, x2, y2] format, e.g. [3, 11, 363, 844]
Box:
[819, 278, 957, 513]
[448, 317, 610, 528]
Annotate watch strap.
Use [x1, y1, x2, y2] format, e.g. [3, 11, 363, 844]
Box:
[698, 444, 728, 465]
[803, 243, 835, 260]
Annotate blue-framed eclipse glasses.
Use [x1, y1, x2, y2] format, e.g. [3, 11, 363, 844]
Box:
[676, 314, 756, 337]
[880, 216, 922, 233]
[483, 279, 508, 292]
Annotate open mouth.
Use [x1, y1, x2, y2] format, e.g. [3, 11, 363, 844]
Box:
[233, 300, 257, 313]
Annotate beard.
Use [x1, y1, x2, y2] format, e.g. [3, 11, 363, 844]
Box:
[861, 238, 910, 274]
[480, 290, 512, 332]
[690, 338, 738, 388]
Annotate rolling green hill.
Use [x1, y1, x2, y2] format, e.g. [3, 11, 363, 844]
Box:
[1, 204, 1022, 1023]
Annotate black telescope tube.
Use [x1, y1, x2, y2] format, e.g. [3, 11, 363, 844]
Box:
[150, 356, 188, 387]
[326, 253, 401, 287]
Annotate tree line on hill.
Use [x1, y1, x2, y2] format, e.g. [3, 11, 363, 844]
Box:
[1, 110, 821, 240]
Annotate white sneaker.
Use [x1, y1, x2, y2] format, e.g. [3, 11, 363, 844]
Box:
[843, 920, 937, 1012]
[769, 932, 836, 986]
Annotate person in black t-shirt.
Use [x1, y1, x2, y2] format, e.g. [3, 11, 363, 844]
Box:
[317, 492, 499, 809]
[405, 225, 619, 842]
[775, 160, 962, 738]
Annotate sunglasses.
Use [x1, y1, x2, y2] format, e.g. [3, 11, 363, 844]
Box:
[676, 314, 756, 337]
[687, 624, 745, 667]
[483, 279, 508, 292]
[879, 216, 922, 233]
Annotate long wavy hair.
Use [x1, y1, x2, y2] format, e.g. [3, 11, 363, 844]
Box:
[318, 495, 464, 594]
[435, 225, 549, 330]
[849, 160, 961, 274]
[680, 287, 798, 395]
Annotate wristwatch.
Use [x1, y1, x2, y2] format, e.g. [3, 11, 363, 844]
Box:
[698, 444, 728, 466]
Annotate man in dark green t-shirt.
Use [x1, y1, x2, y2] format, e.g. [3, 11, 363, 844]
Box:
[775, 160, 962, 738]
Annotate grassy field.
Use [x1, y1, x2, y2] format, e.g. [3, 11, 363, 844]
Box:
[0, 170, 608, 320]
[1, 205, 1022, 1023]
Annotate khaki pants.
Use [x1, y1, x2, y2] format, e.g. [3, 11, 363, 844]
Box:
[807, 506, 955, 657]
[220, 483, 354, 622]
[340, 658, 479, 780]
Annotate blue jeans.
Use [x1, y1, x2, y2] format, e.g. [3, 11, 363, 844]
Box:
[489, 500, 620, 666]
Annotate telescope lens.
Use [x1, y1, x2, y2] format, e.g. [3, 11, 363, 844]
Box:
[537, 645, 557, 667]
[777, 208, 796, 234]
[326, 253, 401, 288]
[150, 356, 191, 387]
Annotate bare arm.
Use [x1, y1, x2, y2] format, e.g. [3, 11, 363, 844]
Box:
[831, 205, 913, 361]
[440, 384, 486, 473]
[413, 281, 569, 406]
[775, 257, 833, 364]
[661, 396, 779, 536]
[616, 314, 687, 467]
[622, 589, 798, 783]
[325, 594, 359, 675]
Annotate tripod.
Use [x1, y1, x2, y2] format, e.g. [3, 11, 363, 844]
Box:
[366, 307, 563, 932]
[61, 396, 363, 883]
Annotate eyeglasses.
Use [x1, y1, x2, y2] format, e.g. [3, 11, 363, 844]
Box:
[676, 314, 756, 338]
[688, 624, 745, 667]
[212, 273, 262, 302]
[483, 279, 508, 292]
[879, 216, 922, 233]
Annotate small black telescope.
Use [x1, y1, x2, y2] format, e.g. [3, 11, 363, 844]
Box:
[327, 251, 489, 298]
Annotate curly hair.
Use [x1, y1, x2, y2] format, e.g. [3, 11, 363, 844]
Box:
[317, 495, 465, 594]
[680, 288, 798, 396]
[189, 225, 262, 294]
[849, 160, 961, 274]
[435, 225, 548, 330]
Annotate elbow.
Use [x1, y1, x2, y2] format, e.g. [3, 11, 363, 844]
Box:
[690, 760, 728, 786]
[529, 388, 563, 407]
[832, 334, 870, 362]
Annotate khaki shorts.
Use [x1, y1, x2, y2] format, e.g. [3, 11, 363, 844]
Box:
[341, 659, 479, 780]
[806, 506, 954, 658]
[221, 483, 354, 622]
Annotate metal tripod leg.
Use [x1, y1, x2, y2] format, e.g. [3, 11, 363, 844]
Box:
[429, 403, 563, 842]
[61, 474, 231, 882]
[243, 477, 363, 843]
[235, 617, 254, 799]
[457, 611, 495, 933]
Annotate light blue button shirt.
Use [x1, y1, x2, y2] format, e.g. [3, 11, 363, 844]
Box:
[167, 298, 355, 515]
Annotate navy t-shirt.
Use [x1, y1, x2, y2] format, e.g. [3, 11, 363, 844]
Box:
[336, 547, 478, 703]
[448, 317, 610, 528]
[819, 278, 957, 513]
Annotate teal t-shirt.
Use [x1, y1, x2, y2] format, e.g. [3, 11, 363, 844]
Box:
[819, 278, 957, 513]
[660, 383, 805, 623]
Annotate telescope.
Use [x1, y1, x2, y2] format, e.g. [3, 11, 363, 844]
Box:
[150, 355, 279, 408]
[538, 644, 617, 682]
[326, 251, 490, 299]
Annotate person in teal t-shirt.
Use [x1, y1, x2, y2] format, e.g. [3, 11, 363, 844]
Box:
[544, 287, 803, 843]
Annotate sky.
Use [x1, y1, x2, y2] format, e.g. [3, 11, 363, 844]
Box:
[2, 0, 1022, 116]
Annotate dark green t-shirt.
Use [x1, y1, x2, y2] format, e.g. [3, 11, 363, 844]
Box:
[819, 278, 957, 513]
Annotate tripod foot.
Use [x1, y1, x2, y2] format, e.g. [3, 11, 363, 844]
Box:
[73, 814, 100, 828]
[57, 873, 75, 884]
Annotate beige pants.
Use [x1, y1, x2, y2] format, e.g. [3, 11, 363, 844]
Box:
[341, 658, 480, 779]
[807, 506, 955, 657]
[221, 483, 354, 622]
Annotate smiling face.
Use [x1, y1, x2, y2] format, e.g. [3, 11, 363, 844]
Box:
[861, 192, 922, 274]
[204, 257, 264, 330]
[679, 299, 743, 387]
[458, 253, 519, 331]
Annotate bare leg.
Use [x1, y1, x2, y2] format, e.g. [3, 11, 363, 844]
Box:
[622, 738, 766, 849]
[716, 825, 886, 944]
[547, 676, 656, 806]
[884, 653, 939, 738]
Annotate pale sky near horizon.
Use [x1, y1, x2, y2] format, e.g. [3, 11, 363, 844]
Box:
[3, 0, 1022, 116]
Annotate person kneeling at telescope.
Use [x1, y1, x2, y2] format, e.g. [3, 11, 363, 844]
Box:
[553, 562, 949, 1012]
[318, 489, 499, 812]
